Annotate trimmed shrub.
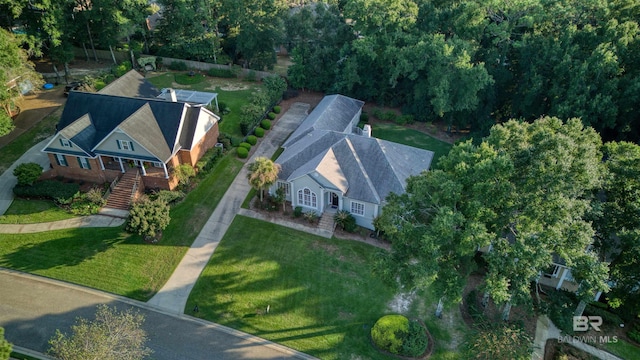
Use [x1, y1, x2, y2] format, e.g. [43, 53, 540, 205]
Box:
[196, 146, 224, 173]
[168, 61, 188, 71]
[13, 180, 79, 204]
[303, 211, 319, 224]
[230, 136, 242, 147]
[246, 135, 257, 145]
[239, 142, 252, 150]
[267, 112, 276, 120]
[172, 164, 196, 186]
[272, 106, 281, 114]
[261, 119, 271, 130]
[237, 147, 249, 158]
[13, 162, 43, 186]
[371, 315, 409, 354]
[334, 210, 357, 232]
[218, 133, 232, 149]
[402, 321, 428, 357]
[240, 119, 253, 136]
[254, 127, 265, 137]
[69, 188, 106, 216]
[127, 197, 171, 240]
[207, 67, 237, 78]
[293, 206, 303, 218]
[153, 190, 185, 205]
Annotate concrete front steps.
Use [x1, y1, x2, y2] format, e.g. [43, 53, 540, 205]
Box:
[318, 211, 336, 235]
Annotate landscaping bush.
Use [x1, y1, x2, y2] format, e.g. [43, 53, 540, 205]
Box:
[263, 75, 286, 103]
[230, 136, 242, 147]
[293, 206, 303, 218]
[13, 180, 79, 204]
[272, 106, 281, 114]
[69, 188, 106, 216]
[371, 315, 409, 354]
[127, 197, 171, 240]
[207, 67, 237, 78]
[245, 70, 257, 82]
[267, 112, 276, 120]
[196, 146, 224, 173]
[239, 142, 252, 150]
[246, 135, 257, 145]
[395, 114, 415, 125]
[303, 211, 319, 224]
[168, 61, 188, 71]
[254, 127, 265, 137]
[240, 119, 253, 136]
[261, 119, 271, 130]
[153, 190, 185, 205]
[283, 88, 298, 100]
[628, 322, 640, 344]
[402, 321, 428, 357]
[465, 289, 486, 324]
[584, 304, 624, 327]
[360, 112, 369, 123]
[334, 210, 357, 232]
[13, 162, 43, 186]
[216, 101, 231, 115]
[544, 290, 578, 334]
[112, 61, 132, 77]
[173, 164, 196, 187]
[237, 147, 249, 158]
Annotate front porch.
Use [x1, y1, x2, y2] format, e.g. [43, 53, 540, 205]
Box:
[99, 156, 177, 190]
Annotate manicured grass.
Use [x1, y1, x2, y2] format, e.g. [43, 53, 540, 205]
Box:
[0, 154, 243, 301]
[187, 216, 462, 360]
[606, 339, 640, 359]
[0, 107, 61, 175]
[370, 123, 453, 166]
[0, 198, 76, 224]
[146, 72, 261, 139]
[174, 73, 206, 85]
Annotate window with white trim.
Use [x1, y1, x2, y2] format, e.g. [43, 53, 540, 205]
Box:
[277, 181, 290, 196]
[55, 154, 68, 167]
[297, 188, 317, 208]
[117, 140, 134, 151]
[153, 161, 163, 168]
[78, 157, 91, 169]
[60, 138, 71, 147]
[350, 201, 365, 216]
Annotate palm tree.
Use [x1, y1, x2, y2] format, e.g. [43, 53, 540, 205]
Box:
[247, 157, 281, 202]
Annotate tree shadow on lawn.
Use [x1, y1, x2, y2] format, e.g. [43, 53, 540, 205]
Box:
[186, 217, 397, 359]
[0, 228, 126, 272]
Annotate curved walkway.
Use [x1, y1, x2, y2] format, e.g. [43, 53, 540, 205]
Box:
[147, 102, 311, 313]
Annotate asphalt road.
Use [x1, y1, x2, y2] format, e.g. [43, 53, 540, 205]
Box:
[0, 269, 315, 360]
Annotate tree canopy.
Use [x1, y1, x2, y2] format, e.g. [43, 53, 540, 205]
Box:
[375, 117, 610, 318]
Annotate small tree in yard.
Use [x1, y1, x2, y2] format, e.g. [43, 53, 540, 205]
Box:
[13, 162, 43, 186]
[49, 304, 152, 360]
[0, 327, 11, 360]
[273, 186, 287, 212]
[247, 157, 281, 202]
[127, 197, 170, 241]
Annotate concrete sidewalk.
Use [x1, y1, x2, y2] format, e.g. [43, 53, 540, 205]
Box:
[0, 137, 53, 216]
[147, 103, 310, 314]
[0, 214, 125, 234]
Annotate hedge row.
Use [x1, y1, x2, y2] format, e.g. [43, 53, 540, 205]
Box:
[14, 180, 80, 203]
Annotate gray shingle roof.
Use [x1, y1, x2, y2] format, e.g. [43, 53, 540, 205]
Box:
[117, 103, 173, 162]
[283, 94, 364, 147]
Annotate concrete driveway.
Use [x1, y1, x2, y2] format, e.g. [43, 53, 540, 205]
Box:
[0, 269, 315, 360]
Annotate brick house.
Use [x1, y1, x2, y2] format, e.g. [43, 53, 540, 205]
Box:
[42, 71, 220, 191]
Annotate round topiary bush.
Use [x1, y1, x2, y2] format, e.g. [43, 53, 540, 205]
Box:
[273, 105, 281, 114]
[371, 315, 428, 357]
[254, 127, 265, 137]
[246, 135, 257, 145]
[267, 112, 276, 120]
[239, 142, 251, 150]
[261, 119, 271, 130]
[237, 147, 249, 158]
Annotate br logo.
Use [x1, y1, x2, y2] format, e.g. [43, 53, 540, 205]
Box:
[573, 316, 602, 332]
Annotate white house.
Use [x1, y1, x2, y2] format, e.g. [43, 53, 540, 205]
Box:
[270, 94, 434, 230]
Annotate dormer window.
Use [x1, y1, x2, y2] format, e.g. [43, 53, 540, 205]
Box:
[117, 140, 135, 151]
[59, 138, 71, 147]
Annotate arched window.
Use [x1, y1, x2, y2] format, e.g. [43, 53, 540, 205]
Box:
[297, 188, 317, 208]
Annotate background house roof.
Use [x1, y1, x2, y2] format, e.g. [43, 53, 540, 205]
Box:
[283, 94, 364, 147]
[98, 69, 161, 98]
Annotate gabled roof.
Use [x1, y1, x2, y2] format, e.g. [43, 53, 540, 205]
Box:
[116, 103, 173, 161]
[99, 70, 161, 98]
[278, 129, 434, 204]
[283, 94, 364, 147]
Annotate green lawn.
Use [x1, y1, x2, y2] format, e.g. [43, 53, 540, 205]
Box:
[0, 198, 76, 224]
[0, 154, 243, 301]
[146, 72, 261, 139]
[606, 339, 640, 359]
[0, 107, 61, 175]
[370, 123, 453, 166]
[187, 215, 463, 360]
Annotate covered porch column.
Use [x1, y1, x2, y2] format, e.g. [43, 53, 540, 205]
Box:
[98, 156, 105, 170]
[118, 157, 125, 173]
[162, 162, 169, 179]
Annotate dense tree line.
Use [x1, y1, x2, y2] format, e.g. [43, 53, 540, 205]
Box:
[286, 0, 640, 142]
